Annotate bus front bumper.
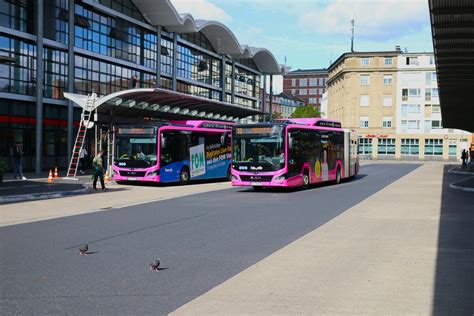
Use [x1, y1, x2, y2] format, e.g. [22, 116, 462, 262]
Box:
[112, 167, 160, 182]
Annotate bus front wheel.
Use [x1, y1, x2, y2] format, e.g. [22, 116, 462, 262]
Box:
[302, 169, 310, 189]
[180, 167, 190, 185]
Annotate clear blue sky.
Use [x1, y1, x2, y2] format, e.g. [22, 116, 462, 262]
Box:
[171, 0, 434, 90]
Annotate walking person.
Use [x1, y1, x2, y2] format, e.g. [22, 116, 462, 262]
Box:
[79, 147, 88, 174]
[92, 151, 105, 191]
[461, 149, 468, 167]
[12, 142, 27, 180]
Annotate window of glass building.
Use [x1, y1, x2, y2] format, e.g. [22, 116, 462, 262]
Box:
[176, 43, 221, 88]
[179, 32, 216, 53]
[98, 0, 148, 21]
[43, 48, 68, 99]
[74, 55, 155, 96]
[161, 37, 174, 75]
[0, 0, 35, 34]
[0, 36, 36, 96]
[378, 138, 395, 154]
[44, 0, 69, 44]
[234, 66, 256, 97]
[425, 139, 443, 155]
[176, 80, 219, 100]
[401, 138, 419, 155]
[358, 138, 372, 154]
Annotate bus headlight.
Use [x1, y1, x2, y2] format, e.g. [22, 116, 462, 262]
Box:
[231, 175, 238, 181]
[147, 171, 159, 177]
[274, 176, 286, 181]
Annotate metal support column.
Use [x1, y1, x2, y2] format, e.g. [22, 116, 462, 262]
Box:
[262, 75, 267, 122]
[220, 55, 226, 102]
[35, 0, 44, 173]
[156, 26, 161, 87]
[269, 75, 273, 121]
[172, 32, 177, 91]
[231, 59, 236, 104]
[67, 0, 75, 164]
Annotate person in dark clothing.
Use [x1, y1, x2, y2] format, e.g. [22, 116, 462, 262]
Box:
[461, 149, 467, 166]
[13, 142, 26, 180]
[92, 151, 105, 190]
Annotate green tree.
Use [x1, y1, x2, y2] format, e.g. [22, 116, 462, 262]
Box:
[271, 111, 282, 120]
[290, 104, 321, 118]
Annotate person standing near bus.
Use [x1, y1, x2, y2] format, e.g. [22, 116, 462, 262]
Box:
[92, 151, 105, 191]
[461, 149, 467, 166]
[12, 142, 27, 180]
[79, 147, 88, 174]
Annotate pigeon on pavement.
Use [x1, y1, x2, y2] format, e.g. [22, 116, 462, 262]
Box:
[149, 258, 160, 272]
[79, 244, 89, 255]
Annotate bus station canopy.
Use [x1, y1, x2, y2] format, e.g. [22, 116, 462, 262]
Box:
[65, 88, 262, 122]
[429, 0, 474, 132]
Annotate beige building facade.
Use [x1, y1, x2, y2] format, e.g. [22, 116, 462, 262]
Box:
[327, 50, 470, 161]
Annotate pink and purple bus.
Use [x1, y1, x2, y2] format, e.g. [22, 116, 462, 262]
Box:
[231, 118, 358, 190]
[113, 120, 233, 184]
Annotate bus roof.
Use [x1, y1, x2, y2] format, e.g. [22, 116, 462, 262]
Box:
[273, 118, 341, 128]
[169, 120, 234, 129]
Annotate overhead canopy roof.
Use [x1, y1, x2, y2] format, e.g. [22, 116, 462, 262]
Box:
[131, 0, 288, 75]
[65, 88, 262, 122]
[429, 0, 474, 132]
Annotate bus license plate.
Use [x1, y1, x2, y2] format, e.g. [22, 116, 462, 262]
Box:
[251, 182, 262, 186]
[128, 177, 137, 181]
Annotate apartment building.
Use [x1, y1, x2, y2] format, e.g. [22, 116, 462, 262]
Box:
[327, 50, 470, 161]
[263, 92, 305, 119]
[283, 69, 328, 109]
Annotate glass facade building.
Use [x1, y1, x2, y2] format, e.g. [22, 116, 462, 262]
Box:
[0, 0, 284, 172]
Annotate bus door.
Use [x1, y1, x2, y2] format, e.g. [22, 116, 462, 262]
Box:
[159, 130, 189, 182]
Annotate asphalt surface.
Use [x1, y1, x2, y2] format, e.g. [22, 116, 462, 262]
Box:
[0, 180, 85, 197]
[0, 164, 419, 315]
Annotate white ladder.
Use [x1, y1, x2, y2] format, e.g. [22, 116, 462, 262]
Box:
[64, 94, 95, 180]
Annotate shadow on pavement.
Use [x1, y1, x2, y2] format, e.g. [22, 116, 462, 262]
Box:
[432, 165, 474, 314]
[236, 173, 368, 194]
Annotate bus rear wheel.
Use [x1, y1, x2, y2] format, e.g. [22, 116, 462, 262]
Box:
[335, 167, 341, 184]
[180, 167, 190, 185]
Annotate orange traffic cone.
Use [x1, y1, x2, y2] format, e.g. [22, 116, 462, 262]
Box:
[104, 171, 110, 183]
[54, 166, 59, 178]
[48, 170, 54, 183]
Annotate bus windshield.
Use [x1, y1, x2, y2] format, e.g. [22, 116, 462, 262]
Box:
[115, 135, 157, 165]
[232, 125, 285, 171]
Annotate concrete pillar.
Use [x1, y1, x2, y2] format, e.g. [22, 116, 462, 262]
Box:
[156, 26, 161, 87]
[35, 0, 44, 173]
[220, 55, 226, 102]
[231, 59, 235, 104]
[371, 138, 378, 160]
[67, 0, 75, 164]
[269, 75, 273, 120]
[262, 75, 267, 122]
[395, 136, 401, 160]
[419, 136, 425, 160]
[172, 32, 177, 91]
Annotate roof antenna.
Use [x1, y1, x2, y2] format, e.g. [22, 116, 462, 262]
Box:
[284, 56, 287, 66]
[350, 12, 355, 52]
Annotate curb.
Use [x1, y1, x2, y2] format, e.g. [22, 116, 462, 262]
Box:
[449, 176, 474, 192]
[0, 185, 90, 204]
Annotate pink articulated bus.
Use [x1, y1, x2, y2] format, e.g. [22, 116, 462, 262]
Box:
[231, 118, 359, 190]
[113, 120, 233, 184]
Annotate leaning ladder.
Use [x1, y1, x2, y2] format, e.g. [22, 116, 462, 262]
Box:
[64, 94, 95, 180]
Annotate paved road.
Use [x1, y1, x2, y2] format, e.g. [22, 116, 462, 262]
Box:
[0, 164, 419, 315]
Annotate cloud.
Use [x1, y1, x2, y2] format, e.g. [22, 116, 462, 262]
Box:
[170, 0, 232, 23]
[299, 0, 428, 41]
